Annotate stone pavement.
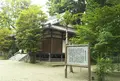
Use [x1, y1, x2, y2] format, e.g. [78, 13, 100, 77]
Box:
[0, 60, 88, 81]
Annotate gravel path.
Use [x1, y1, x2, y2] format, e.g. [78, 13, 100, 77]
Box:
[0, 60, 88, 81]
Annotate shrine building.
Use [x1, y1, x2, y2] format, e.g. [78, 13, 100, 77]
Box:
[37, 15, 76, 61]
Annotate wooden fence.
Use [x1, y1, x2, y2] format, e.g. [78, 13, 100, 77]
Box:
[36, 53, 65, 62]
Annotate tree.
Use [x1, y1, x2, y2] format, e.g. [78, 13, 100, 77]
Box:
[62, 11, 74, 73]
[0, 28, 15, 59]
[16, 5, 47, 63]
[86, 0, 120, 8]
[47, 0, 86, 15]
[0, 0, 30, 59]
[71, 1, 120, 80]
[72, 2, 120, 61]
[47, 0, 86, 25]
[0, 0, 30, 29]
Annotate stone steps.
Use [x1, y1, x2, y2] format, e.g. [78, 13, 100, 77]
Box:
[9, 54, 28, 61]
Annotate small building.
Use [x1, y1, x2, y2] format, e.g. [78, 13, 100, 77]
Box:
[37, 16, 75, 61]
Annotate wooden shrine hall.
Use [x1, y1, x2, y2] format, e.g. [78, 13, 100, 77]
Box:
[36, 16, 75, 61]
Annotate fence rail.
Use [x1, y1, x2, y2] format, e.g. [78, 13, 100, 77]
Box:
[36, 53, 65, 62]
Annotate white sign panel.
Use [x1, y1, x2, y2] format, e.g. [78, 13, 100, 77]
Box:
[67, 45, 89, 66]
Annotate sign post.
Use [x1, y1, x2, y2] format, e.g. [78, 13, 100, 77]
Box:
[65, 44, 91, 81]
[65, 45, 67, 78]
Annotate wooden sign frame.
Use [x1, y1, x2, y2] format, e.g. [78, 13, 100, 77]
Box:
[65, 44, 91, 81]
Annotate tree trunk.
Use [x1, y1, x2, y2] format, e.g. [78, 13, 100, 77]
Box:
[29, 52, 36, 64]
[3, 52, 8, 59]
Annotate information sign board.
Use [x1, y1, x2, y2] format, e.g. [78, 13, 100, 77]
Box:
[67, 45, 88, 66]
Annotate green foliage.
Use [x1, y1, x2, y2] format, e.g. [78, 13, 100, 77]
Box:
[48, 0, 85, 25]
[58, 11, 72, 26]
[87, 0, 120, 7]
[110, 56, 120, 72]
[73, 4, 120, 61]
[0, 28, 14, 59]
[0, 0, 30, 29]
[106, 0, 120, 6]
[96, 58, 112, 81]
[16, 5, 47, 53]
[47, 0, 85, 15]
[0, 28, 12, 52]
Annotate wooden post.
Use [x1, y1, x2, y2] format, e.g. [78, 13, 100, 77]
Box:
[50, 29, 53, 54]
[65, 45, 67, 78]
[65, 26, 73, 73]
[61, 54, 63, 62]
[65, 65, 67, 78]
[48, 53, 51, 62]
[88, 44, 91, 81]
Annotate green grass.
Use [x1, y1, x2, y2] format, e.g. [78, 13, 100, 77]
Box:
[0, 56, 4, 60]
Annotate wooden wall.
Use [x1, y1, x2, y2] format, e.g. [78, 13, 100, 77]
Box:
[41, 29, 73, 54]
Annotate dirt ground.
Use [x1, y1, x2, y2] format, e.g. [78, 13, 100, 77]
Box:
[0, 60, 89, 81]
[0, 60, 120, 81]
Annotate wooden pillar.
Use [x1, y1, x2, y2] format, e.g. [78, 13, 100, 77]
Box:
[88, 44, 91, 81]
[61, 32, 64, 61]
[65, 45, 67, 78]
[48, 29, 53, 62]
[48, 53, 51, 62]
[61, 32, 63, 55]
[61, 54, 63, 61]
[42, 30, 44, 52]
[50, 29, 53, 54]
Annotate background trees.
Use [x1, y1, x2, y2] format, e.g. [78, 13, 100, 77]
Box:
[47, 0, 86, 25]
[0, 0, 30, 29]
[0, 28, 16, 59]
[47, 0, 86, 15]
[0, 0, 47, 62]
[0, 0, 31, 59]
[72, 1, 120, 61]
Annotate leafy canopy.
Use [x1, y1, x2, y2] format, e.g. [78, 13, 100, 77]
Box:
[0, 28, 13, 52]
[47, 0, 86, 15]
[0, 0, 30, 29]
[16, 5, 47, 52]
[72, 2, 120, 59]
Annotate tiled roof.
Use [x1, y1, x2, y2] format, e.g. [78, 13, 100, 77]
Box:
[43, 13, 75, 33]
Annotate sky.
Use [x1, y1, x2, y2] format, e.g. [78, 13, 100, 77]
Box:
[31, 0, 49, 16]
[31, 0, 48, 6]
[0, 0, 49, 16]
